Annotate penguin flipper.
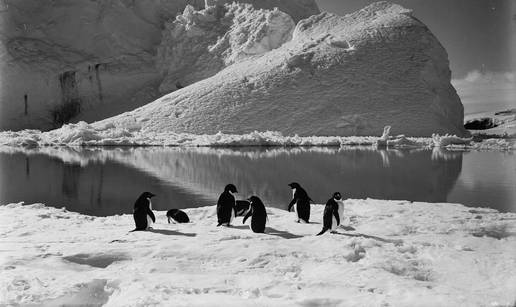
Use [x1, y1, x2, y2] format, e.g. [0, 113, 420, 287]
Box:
[333, 210, 340, 226]
[316, 227, 329, 236]
[287, 198, 296, 212]
[148, 209, 156, 223]
[242, 210, 252, 224]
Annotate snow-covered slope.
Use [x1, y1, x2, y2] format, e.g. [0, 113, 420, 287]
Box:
[157, 4, 296, 93]
[97, 2, 468, 137]
[464, 108, 516, 137]
[1, 201, 515, 306]
[0, 0, 319, 131]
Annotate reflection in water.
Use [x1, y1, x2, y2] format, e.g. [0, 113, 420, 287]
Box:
[0, 146, 513, 216]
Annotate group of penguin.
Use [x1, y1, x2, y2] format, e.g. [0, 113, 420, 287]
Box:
[132, 182, 345, 236]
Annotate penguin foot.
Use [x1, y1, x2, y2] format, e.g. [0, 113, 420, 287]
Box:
[330, 230, 338, 234]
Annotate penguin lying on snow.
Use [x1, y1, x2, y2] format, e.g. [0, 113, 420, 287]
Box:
[166, 209, 189, 223]
[317, 192, 345, 236]
[132, 192, 156, 231]
[217, 184, 237, 226]
[243, 196, 268, 233]
[235, 200, 250, 216]
[287, 182, 312, 223]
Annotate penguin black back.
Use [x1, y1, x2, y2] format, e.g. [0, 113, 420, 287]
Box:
[287, 182, 311, 223]
[132, 192, 156, 231]
[134, 192, 155, 209]
[166, 209, 190, 223]
[243, 196, 267, 233]
[317, 192, 342, 236]
[235, 200, 251, 216]
[217, 184, 237, 226]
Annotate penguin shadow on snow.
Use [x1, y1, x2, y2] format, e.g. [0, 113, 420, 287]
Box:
[63, 253, 130, 268]
[148, 228, 196, 237]
[226, 225, 250, 230]
[232, 224, 304, 239]
[331, 231, 402, 245]
[265, 227, 304, 239]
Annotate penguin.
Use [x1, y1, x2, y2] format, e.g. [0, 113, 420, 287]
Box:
[166, 209, 189, 223]
[242, 196, 268, 233]
[132, 192, 156, 231]
[287, 182, 312, 223]
[317, 192, 345, 236]
[217, 184, 237, 226]
[235, 200, 251, 217]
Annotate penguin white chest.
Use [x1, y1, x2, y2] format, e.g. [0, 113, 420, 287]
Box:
[229, 192, 235, 224]
[292, 189, 297, 213]
[331, 200, 345, 231]
[146, 198, 154, 228]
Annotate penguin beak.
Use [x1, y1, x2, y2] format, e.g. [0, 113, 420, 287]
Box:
[150, 193, 156, 198]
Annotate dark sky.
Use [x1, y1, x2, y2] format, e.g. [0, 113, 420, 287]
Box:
[316, 0, 515, 78]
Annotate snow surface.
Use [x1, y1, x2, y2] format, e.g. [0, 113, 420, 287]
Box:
[1, 201, 515, 306]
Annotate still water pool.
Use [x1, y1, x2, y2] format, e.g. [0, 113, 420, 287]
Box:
[0, 146, 514, 215]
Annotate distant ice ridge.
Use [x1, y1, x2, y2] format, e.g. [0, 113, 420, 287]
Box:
[0, 122, 513, 150]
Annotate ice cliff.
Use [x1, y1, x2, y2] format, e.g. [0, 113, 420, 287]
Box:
[0, 0, 318, 131]
[97, 2, 468, 137]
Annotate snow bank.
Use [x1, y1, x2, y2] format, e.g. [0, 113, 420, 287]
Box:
[1, 122, 514, 150]
[1, 200, 515, 306]
[95, 2, 468, 137]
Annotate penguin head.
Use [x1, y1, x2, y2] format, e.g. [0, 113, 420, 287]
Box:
[247, 196, 264, 207]
[224, 184, 238, 194]
[333, 192, 342, 200]
[141, 192, 155, 199]
[288, 182, 301, 189]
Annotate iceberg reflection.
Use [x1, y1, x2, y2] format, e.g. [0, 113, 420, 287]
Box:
[0, 146, 471, 215]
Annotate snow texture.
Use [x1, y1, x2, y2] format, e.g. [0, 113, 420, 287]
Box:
[1, 201, 515, 306]
[0, 122, 513, 150]
[95, 2, 468, 137]
[157, 3, 296, 93]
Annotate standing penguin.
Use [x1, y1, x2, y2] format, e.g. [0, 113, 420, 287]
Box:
[287, 182, 312, 223]
[132, 192, 156, 231]
[217, 184, 237, 226]
[317, 192, 345, 235]
[243, 196, 268, 233]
